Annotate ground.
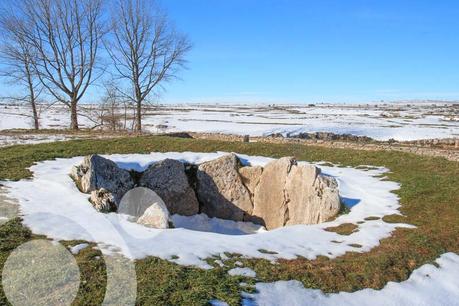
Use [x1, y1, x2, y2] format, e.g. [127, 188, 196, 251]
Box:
[1, 102, 458, 141]
[0, 135, 458, 305]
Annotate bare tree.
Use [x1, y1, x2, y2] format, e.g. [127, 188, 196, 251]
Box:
[0, 13, 42, 129]
[17, 0, 105, 130]
[106, 0, 191, 131]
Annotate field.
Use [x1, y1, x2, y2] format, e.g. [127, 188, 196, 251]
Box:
[0, 135, 458, 305]
[1, 102, 458, 143]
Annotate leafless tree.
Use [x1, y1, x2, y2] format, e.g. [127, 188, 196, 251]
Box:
[17, 0, 105, 130]
[0, 12, 42, 129]
[99, 81, 134, 131]
[106, 0, 191, 131]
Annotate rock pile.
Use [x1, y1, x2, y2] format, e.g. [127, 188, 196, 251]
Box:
[71, 154, 341, 230]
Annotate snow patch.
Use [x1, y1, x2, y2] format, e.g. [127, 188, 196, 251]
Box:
[2, 151, 412, 268]
[228, 267, 257, 278]
[69, 243, 89, 255]
[243, 252, 459, 306]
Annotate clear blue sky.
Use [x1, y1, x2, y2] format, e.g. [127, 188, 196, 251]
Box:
[159, 0, 459, 103]
[1, 0, 458, 104]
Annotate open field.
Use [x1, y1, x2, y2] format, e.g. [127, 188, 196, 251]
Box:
[0, 136, 458, 305]
[1, 102, 458, 141]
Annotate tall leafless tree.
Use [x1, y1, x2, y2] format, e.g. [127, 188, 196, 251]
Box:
[0, 13, 42, 129]
[17, 0, 105, 130]
[106, 0, 191, 131]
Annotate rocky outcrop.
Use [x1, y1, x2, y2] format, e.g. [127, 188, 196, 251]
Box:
[89, 188, 117, 213]
[70, 154, 134, 206]
[136, 202, 170, 229]
[251, 157, 295, 229]
[139, 159, 199, 216]
[196, 153, 253, 221]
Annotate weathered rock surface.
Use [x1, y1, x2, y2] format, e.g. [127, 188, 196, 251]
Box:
[251, 158, 341, 229]
[196, 153, 253, 221]
[139, 159, 199, 216]
[89, 188, 117, 213]
[251, 157, 296, 229]
[238, 166, 263, 200]
[70, 154, 134, 206]
[285, 165, 340, 225]
[72, 154, 341, 229]
[136, 202, 170, 229]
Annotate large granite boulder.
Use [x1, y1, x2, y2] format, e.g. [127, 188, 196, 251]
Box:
[251, 157, 295, 229]
[196, 154, 253, 221]
[70, 155, 134, 206]
[139, 159, 199, 216]
[285, 165, 340, 225]
[137, 202, 170, 229]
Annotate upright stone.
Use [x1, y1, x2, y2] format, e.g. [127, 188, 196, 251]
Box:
[139, 159, 199, 216]
[251, 157, 296, 229]
[238, 166, 263, 201]
[285, 164, 340, 225]
[196, 153, 253, 221]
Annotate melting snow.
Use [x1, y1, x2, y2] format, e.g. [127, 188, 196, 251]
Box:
[242, 253, 459, 306]
[228, 268, 257, 278]
[69, 243, 89, 255]
[2, 151, 412, 268]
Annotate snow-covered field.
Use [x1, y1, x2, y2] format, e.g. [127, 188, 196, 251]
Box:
[1, 151, 458, 305]
[1, 102, 458, 141]
[1, 151, 410, 267]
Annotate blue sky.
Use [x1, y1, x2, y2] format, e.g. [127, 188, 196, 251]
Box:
[1, 0, 458, 104]
[159, 0, 459, 103]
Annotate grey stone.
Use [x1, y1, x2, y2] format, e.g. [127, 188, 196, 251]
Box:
[70, 154, 134, 206]
[196, 153, 253, 221]
[139, 159, 199, 216]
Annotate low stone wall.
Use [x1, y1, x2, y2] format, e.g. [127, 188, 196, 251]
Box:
[187, 132, 459, 162]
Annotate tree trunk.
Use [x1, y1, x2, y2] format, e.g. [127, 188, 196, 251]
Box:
[31, 100, 39, 130]
[25, 64, 39, 130]
[135, 100, 142, 132]
[70, 99, 79, 130]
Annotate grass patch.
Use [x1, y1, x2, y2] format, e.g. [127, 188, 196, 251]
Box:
[258, 249, 279, 255]
[0, 135, 458, 303]
[325, 223, 359, 236]
[364, 216, 381, 221]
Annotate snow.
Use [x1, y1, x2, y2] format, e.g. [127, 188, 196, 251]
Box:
[228, 267, 257, 278]
[242, 252, 459, 306]
[2, 151, 413, 268]
[171, 214, 266, 235]
[69, 243, 89, 255]
[0, 134, 81, 148]
[1, 103, 457, 141]
[209, 300, 229, 306]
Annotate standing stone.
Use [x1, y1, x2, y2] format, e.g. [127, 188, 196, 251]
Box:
[238, 166, 263, 201]
[70, 155, 134, 206]
[139, 159, 199, 216]
[137, 202, 170, 229]
[251, 157, 296, 229]
[285, 164, 340, 225]
[196, 153, 253, 221]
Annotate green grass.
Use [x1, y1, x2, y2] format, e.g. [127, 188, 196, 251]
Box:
[0, 135, 458, 305]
